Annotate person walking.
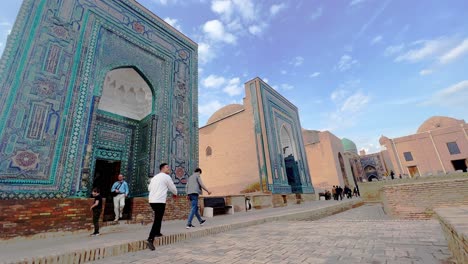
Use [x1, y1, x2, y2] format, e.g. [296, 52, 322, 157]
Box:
[146, 163, 178, 251]
[90, 187, 102, 236]
[185, 168, 211, 229]
[111, 174, 129, 222]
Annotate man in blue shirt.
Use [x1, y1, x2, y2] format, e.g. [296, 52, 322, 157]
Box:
[111, 174, 129, 222]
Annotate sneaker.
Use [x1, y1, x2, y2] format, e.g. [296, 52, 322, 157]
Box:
[200, 219, 206, 226]
[146, 240, 155, 251]
[113, 218, 119, 222]
[186, 224, 195, 229]
[90, 233, 100, 237]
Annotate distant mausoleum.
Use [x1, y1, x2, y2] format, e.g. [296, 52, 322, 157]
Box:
[199, 78, 314, 196]
[380, 116, 468, 177]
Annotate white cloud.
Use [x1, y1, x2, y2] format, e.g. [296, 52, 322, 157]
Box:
[371, 35, 383, 45]
[309, 7, 323, 21]
[395, 38, 450, 63]
[248, 24, 263, 36]
[331, 89, 348, 102]
[280, 83, 294, 90]
[439, 38, 468, 64]
[163, 17, 182, 32]
[212, 0, 234, 21]
[310, 72, 320, 78]
[0, 22, 11, 27]
[423, 80, 468, 107]
[263, 78, 269, 83]
[384, 44, 405, 56]
[322, 89, 370, 131]
[233, 0, 256, 22]
[291, 56, 304, 66]
[281, 70, 287, 75]
[419, 69, 433, 76]
[203, 20, 236, 44]
[340, 92, 370, 112]
[336, 55, 358, 72]
[199, 100, 224, 117]
[151, 0, 179, 5]
[223, 77, 243, 96]
[349, 0, 366, 6]
[202, 74, 226, 88]
[270, 3, 286, 16]
[198, 42, 216, 64]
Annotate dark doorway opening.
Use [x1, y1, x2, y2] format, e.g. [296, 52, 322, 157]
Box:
[285, 155, 301, 192]
[93, 159, 131, 221]
[452, 159, 467, 172]
[368, 175, 378, 182]
[93, 159, 121, 197]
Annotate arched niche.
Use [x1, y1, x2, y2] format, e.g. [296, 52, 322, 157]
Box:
[98, 67, 153, 120]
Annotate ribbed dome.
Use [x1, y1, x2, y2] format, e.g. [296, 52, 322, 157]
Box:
[206, 104, 244, 125]
[341, 138, 358, 154]
[417, 116, 464, 133]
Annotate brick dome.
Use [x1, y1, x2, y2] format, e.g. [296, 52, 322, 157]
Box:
[417, 116, 464, 133]
[206, 104, 244, 125]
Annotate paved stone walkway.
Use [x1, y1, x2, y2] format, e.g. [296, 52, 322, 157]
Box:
[91, 204, 454, 264]
[0, 199, 360, 264]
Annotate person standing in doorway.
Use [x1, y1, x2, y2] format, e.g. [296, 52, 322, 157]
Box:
[185, 168, 211, 229]
[390, 170, 395, 180]
[111, 174, 129, 222]
[146, 163, 178, 251]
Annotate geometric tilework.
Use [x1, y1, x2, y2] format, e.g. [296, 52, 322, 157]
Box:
[0, 0, 198, 199]
[249, 78, 314, 194]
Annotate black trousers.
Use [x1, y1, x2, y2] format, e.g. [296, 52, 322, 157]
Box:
[148, 203, 166, 241]
[92, 209, 101, 234]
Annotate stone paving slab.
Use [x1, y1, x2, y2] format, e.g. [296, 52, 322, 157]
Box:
[0, 199, 362, 264]
[435, 206, 468, 264]
[91, 204, 455, 264]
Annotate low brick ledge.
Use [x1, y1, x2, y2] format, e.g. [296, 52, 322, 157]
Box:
[435, 207, 468, 264]
[7, 200, 363, 264]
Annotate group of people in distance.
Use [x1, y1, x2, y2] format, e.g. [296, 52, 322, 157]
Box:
[89, 163, 211, 251]
[331, 185, 359, 200]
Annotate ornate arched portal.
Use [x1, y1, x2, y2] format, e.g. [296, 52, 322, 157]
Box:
[89, 67, 157, 201]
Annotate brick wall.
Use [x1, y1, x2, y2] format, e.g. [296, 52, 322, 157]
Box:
[382, 178, 468, 219]
[0, 196, 193, 240]
[435, 207, 468, 264]
[0, 198, 103, 240]
[360, 173, 468, 203]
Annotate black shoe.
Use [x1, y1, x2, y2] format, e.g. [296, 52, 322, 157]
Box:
[200, 219, 206, 226]
[186, 224, 195, 229]
[146, 240, 155, 251]
[155, 233, 163, 237]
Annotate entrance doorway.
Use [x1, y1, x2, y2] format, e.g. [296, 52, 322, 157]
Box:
[451, 159, 467, 172]
[408, 166, 419, 177]
[284, 155, 300, 187]
[93, 159, 127, 221]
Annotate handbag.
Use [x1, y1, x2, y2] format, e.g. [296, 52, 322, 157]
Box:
[111, 182, 123, 197]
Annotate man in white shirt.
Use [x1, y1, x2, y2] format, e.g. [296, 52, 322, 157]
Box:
[146, 163, 178, 251]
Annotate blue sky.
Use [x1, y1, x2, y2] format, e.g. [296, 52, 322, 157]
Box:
[1, 0, 468, 153]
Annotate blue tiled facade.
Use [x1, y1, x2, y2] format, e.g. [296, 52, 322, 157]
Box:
[0, 0, 198, 199]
